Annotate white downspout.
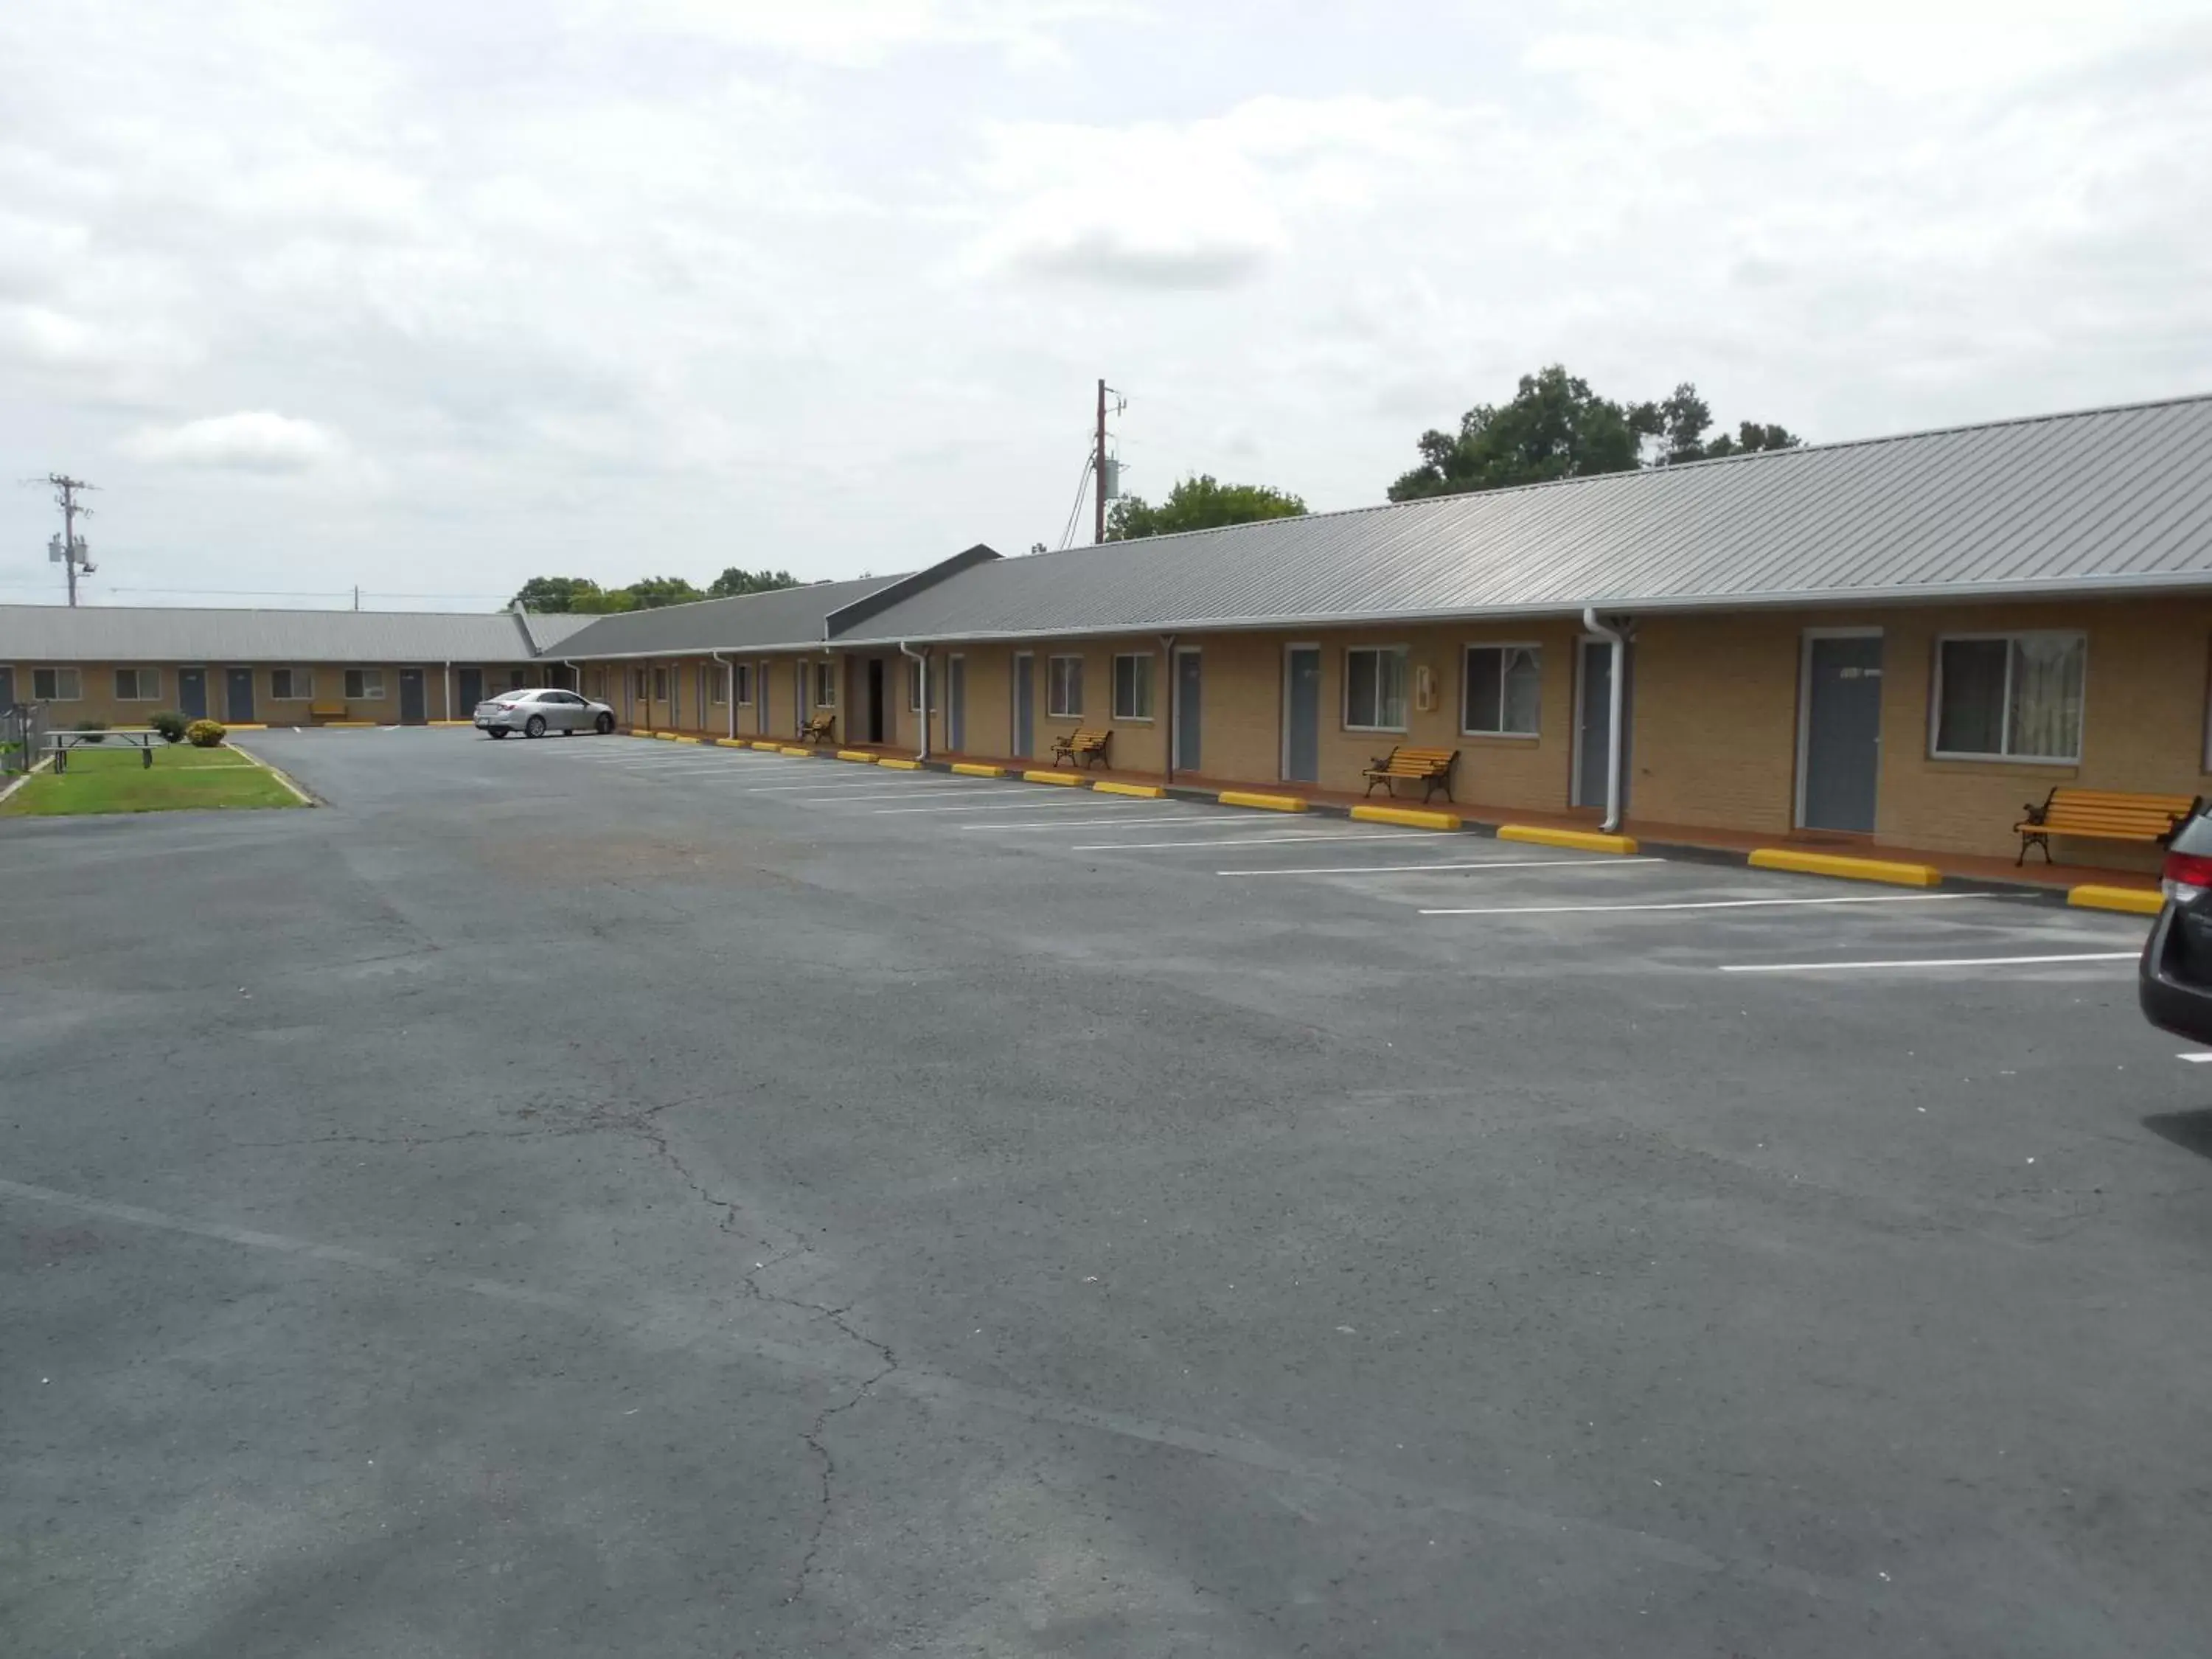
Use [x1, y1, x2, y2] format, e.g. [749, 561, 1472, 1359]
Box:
[442, 661, 453, 720]
[1582, 606, 1627, 835]
[563, 659, 581, 698]
[710, 650, 734, 739]
[898, 641, 931, 762]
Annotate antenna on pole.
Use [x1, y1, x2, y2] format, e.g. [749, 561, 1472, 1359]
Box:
[29, 473, 97, 606]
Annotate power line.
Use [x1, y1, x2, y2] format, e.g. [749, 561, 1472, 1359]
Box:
[1055, 448, 1095, 552]
[21, 473, 97, 605]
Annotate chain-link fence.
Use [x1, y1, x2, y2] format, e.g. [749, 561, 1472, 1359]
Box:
[2, 703, 47, 776]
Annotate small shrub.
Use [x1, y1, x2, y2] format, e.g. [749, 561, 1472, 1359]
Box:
[149, 710, 187, 743]
[186, 719, 227, 748]
[78, 719, 109, 744]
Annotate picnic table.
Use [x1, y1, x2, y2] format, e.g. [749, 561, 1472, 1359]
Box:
[48, 728, 159, 773]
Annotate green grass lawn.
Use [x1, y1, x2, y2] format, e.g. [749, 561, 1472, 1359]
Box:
[1, 742, 305, 817]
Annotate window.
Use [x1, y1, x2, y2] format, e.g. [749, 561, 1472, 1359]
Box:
[1344, 646, 1409, 731]
[905, 659, 935, 713]
[508, 668, 526, 692]
[734, 664, 753, 706]
[1932, 633, 2084, 762]
[113, 667, 160, 701]
[587, 667, 604, 699]
[270, 667, 313, 701]
[813, 663, 836, 707]
[633, 667, 648, 700]
[343, 668, 385, 700]
[1048, 655, 1084, 718]
[709, 664, 728, 706]
[1462, 645, 1541, 737]
[32, 667, 81, 702]
[652, 667, 668, 702]
[1112, 653, 1155, 720]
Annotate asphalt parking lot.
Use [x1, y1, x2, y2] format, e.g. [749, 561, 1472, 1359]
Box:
[6, 726, 2209, 1658]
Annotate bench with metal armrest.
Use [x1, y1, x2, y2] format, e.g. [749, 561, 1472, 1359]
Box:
[1051, 728, 1112, 769]
[2015, 787, 2199, 864]
[1363, 745, 1459, 804]
[309, 700, 348, 721]
[798, 712, 836, 745]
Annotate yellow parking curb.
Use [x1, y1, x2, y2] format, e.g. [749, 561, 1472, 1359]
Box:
[749, 740, 782, 751]
[1746, 847, 1940, 887]
[428, 720, 472, 728]
[779, 745, 814, 757]
[711, 737, 745, 747]
[1023, 770, 1086, 786]
[225, 723, 270, 731]
[2068, 883, 2163, 917]
[1219, 790, 1308, 813]
[1499, 824, 1641, 855]
[653, 731, 681, 741]
[835, 749, 878, 763]
[1094, 780, 1166, 799]
[1352, 804, 1461, 831]
[951, 763, 1005, 778]
[877, 757, 922, 770]
[320, 720, 377, 728]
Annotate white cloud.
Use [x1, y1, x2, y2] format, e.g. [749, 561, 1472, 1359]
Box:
[968, 96, 1467, 288]
[574, 0, 1138, 66]
[122, 412, 347, 473]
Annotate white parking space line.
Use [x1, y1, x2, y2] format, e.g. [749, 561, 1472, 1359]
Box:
[1422, 893, 1995, 918]
[1068, 831, 1434, 851]
[1720, 951, 2139, 974]
[962, 813, 1235, 831]
[787, 785, 1029, 803]
[874, 798, 1178, 816]
[740, 780, 1018, 796]
[1218, 856, 1666, 877]
[2180, 1052, 2212, 1064]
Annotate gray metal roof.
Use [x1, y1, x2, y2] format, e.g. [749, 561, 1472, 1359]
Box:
[0, 605, 548, 664]
[554, 574, 904, 658]
[520, 612, 597, 651]
[830, 394, 2212, 644]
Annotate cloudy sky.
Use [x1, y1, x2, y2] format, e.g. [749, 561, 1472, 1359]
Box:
[2, 0, 2208, 611]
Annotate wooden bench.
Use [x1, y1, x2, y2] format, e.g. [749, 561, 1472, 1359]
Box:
[2016, 787, 2199, 864]
[1051, 728, 1112, 769]
[798, 711, 835, 745]
[1363, 745, 1460, 804]
[309, 700, 348, 722]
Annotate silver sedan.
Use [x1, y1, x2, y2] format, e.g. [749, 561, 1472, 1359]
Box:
[475, 688, 616, 738]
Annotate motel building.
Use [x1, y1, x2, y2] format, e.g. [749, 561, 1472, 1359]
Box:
[6, 394, 2209, 874]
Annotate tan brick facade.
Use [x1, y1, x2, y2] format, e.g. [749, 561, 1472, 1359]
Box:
[6, 659, 545, 727]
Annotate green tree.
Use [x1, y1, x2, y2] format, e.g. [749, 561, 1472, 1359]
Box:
[509, 575, 608, 612]
[1106, 474, 1308, 541]
[707, 567, 800, 598]
[1389, 366, 1801, 500]
[615, 576, 706, 609]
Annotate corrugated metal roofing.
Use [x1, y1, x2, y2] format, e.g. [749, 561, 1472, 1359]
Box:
[0, 605, 546, 664]
[520, 612, 597, 651]
[829, 394, 2212, 644]
[554, 574, 905, 657]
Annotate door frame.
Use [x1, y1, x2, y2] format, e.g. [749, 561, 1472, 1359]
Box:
[1173, 645, 1203, 775]
[1794, 626, 1885, 832]
[177, 665, 207, 720]
[1571, 633, 1633, 811]
[225, 666, 257, 723]
[1280, 642, 1321, 783]
[1011, 650, 1034, 757]
[397, 666, 428, 726]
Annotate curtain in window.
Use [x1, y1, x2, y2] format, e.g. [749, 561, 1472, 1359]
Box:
[1502, 647, 1540, 734]
[2008, 635, 2084, 759]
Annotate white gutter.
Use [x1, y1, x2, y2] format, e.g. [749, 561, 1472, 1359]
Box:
[563, 659, 582, 695]
[898, 641, 931, 762]
[1582, 605, 1627, 835]
[710, 650, 735, 738]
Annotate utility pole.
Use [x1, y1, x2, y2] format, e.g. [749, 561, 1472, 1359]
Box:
[1094, 379, 1107, 544]
[39, 474, 97, 606]
[1092, 380, 1125, 544]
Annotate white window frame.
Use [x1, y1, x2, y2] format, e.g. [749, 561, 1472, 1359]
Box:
[1460, 642, 1542, 738]
[708, 663, 727, 706]
[1927, 630, 2086, 765]
[1048, 653, 1084, 719]
[269, 667, 313, 701]
[113, 666, 161, 702]
[1342, 644, 1410, 734]
[344, 668, 385, 701]
[1111, 652, 1155, 722]
[907, 658, 933, 714]
[33, 666, 82, 702]
[734, 663, 753, 706]
[813, 661, 837, 709]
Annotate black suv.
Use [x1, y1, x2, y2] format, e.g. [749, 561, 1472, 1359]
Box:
[2140, 807, 2212, 1044]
